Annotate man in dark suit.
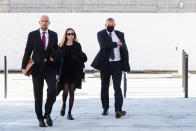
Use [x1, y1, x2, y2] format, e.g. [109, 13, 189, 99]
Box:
[91, 18, 130, 118]
[21, 15, 58, 127]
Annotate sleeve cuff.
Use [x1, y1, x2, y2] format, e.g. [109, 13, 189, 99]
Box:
[113, 42, 117, 47]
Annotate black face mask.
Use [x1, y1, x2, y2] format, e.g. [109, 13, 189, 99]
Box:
[107, 26, 114, 32]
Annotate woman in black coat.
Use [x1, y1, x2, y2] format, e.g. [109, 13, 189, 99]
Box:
[57, 28, 87, 120]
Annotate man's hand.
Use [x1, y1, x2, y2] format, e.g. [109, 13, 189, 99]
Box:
[22, 69, 26, 75]
[117, 42, 123, 46]
[50, 57, 54, 62]
[56, 75, 59, 80]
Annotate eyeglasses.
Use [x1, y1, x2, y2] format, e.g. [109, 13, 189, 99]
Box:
[67, 33, 74, 36]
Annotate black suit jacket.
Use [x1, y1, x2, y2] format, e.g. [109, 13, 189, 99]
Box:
[91, 29, 130, 72]
[21, 29, 59, 70]
[57, 42, 87, 90]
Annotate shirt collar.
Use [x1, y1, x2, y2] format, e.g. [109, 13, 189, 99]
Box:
[39, 28, 48, 35]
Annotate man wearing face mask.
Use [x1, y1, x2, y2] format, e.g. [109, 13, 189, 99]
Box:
[91, 18, 130, 118]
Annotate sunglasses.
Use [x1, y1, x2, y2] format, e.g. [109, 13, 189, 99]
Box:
[67, 33, 74, 36]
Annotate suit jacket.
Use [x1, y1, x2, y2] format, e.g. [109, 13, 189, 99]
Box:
[91, 29, 130, 72]
[21, 29, 59, 71]
[57, 42, 87, 90]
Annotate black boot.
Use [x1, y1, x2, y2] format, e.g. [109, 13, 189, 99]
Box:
[60, 104, 66, 116]
[67, 111, 74, 120]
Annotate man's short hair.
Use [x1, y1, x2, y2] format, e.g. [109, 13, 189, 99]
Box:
[40, 15, 49, 20]
[106, 18, 115, 22]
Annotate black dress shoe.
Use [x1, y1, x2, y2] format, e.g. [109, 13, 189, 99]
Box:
[67, 113, 74, 120]
[39, 120, 46, 127]
[60, 104, 66, 116]
[102, 109, 108, 115]
[115, 111, 126, 118]
[44, 115, 53, 126]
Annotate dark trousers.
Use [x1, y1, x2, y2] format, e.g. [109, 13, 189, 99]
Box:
[100, 61, 123, 112]
[32, 63, 57, 120]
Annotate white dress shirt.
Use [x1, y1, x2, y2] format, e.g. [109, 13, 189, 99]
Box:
[40, 29, 49, 61]
[107, 31, 121, 62]
[39, 29, 49, 50]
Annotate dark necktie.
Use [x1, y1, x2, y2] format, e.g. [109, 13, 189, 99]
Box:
[42, 32, 46, 49]
[109, 33, 115, 60]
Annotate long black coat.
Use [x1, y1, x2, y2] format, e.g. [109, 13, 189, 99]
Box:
[91, 29, 130, 72]
[57, 42, 87, 91]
